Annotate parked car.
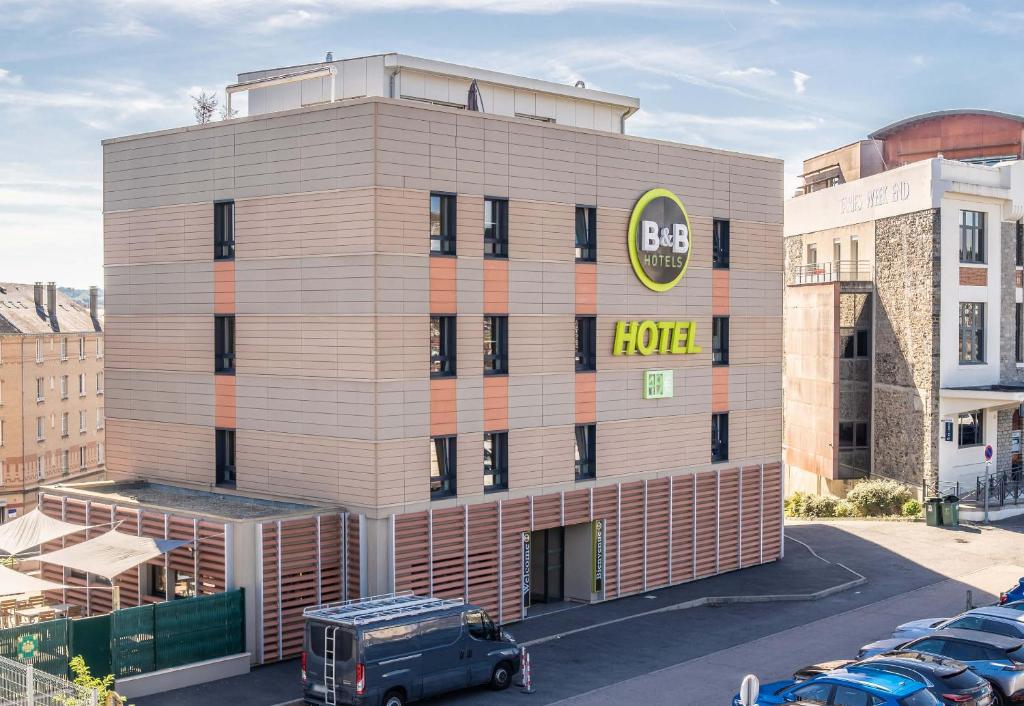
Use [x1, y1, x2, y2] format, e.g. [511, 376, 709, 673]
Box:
[858, 629, 1024, 705]
[892, 607, 1024, 641]
[793, 651, 993, 706]
[302, 593, 520, 706]
[999, 578, 1024, 606]
[731, 669, 939, 706]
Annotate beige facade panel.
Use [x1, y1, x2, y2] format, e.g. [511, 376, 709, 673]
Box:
[597, 368, 712, 422]
[375, 379, 429, 440]
[106, 369, 212, 427]
[105, 261, 213, 317]
[235, 254, 375, 316]
[506, 201, 576, 263]
[729, 316, 785, 366]
[375, 315, 428, 380]
[595, 267, 713, 320]
[376, 255, 430, 317]
[235, 315, 375, 379]
[376, 436, 430, 508]
[728, 364, 784, 411]
[507, 315, 575, 376]
[730, 270, 784, 317]
[104, 203, 213, 266]
[233, 374, 375, 440]
[105, 418, 211, 485]
[105, 315, 212, 373]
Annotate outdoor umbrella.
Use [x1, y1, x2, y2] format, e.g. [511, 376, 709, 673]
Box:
[0, 508, 90, 556]
[35, 529, 190, 582]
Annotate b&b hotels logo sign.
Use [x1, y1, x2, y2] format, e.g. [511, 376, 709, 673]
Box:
[614, 188, 700, 357]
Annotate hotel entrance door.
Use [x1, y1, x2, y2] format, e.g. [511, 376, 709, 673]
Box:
[528, 527, 564, 605]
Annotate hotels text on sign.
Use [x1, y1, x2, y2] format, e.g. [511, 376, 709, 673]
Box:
[627, 188, 693, 292]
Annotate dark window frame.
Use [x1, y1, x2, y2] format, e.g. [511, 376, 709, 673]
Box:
[483, 197, 509, 259]
[959, 210, 986, 264]
[430, 192, 457, 256]
[575, 316, 597, 372]
[574, 423, 596, 481]
[711, 412, 729, 463]
[838, 421, 869, 450]
[841, 329, 871, 359]
[959, 302, 986, 364]
[216, 428, 236, 487]
[484, 315, 508, 375]
[957, 409, 984, 448]
[483, 431, 508, 492]
[712, 218, 730, 269]
[215, 314, 235, 374]
[214, 200, 235, 260]
[430, 435, 457, 499]
[712, 316, 729, 365]
[430, 315, 457, 378]
[575, 205, 597, 262]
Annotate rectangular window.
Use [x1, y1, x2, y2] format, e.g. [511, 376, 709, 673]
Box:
[97, 442, 104, 465]
[79, 446, 86, 470]
[430, 436, 457, 499]
[429, 193, 457, 256]
[78, 373, 87, 396]
[833, 239, 841, 264]
[483, 431, 508, 492]
[483, 198, 508, 258]
[430, 316, 457, 377]
[483, 315, 508, 375]
[216, 428, 236, 486]
[96, 371, 103, 395]
[806, 244, 817, 265]
[0, 419, 4, 446]
[574, 424, 596, 480]
[60, 337, 67, 361]
[36, 377, 44, 402]
[96, 337, 103, 359]
[215, 315, 235, 374]
[35, 339, 43, 363]
[61, 449, 69, 474]
[97, 408, 104, 431]
[78, 337, 86, 360]
[958, 410, 984, 448]
[79, 410, 86, 433]
[960, 210, 986, 263]
[60, 375, 68, 400]
[712, 316, 729, 365]
[575, 316, 597, 372]
[838, 421, 869, 449]
[841, 329, 871, 359]
[61, 412, 68, 437]
[36, 417, 44, 441]
[575, 206, 597, 262]
[712, 412, 729, 462]
[959, 302, 986, 364]
[713, 219, 730, 269]
[214, 201, 235, 260]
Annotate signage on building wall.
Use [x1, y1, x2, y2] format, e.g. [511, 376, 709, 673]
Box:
[840, 180, 911, 215]
[521, 532, 531, 598]
[942, 419, 953, 442]
[613, 320, 701, 356]
[643, 370, 674, 399]
[627, 188, 692, 292]
[592, 519, 605, 593]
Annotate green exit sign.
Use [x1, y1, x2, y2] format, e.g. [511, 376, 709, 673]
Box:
[643, 370, 673, 399]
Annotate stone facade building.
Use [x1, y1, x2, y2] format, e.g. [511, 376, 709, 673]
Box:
[785, 110, 1024, 497]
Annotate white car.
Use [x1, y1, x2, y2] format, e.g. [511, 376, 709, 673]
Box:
[892, 607, 1024, 641]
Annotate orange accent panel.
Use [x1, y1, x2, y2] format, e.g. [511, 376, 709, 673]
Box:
[959, 266, 987, 286]
[430, 257, 458, 313]
[430, 378, 458, 436]
[215, 375, 236, 428]
[483, 375, 509, 430]
[1017, 269, 1023, 288]
[575, 372, 597, 423]
[213, 261, 235, 314]
[575, 263, 597, 315]
[711, 366, 729, 413]
[483, 259, 509, 314]
[711, 269, 729, 316]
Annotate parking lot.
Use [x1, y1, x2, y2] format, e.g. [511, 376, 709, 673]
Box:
[139, 516, 1024, 706]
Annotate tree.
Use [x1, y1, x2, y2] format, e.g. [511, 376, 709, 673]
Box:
[219, 100, 238, 121]
[191, 91, 218, 125]
[62, 655, 131, 706]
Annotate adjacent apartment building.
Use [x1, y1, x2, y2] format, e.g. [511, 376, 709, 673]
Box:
[785, 110, 1024, 497]
[0, 283, 105, 515]
[88, 52, 783, 659]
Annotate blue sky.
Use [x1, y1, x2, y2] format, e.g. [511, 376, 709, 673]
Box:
[0, 0, 1019, 288]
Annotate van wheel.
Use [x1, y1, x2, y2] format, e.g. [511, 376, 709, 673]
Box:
[490, 661, 513, 691]
[383, 690, 406, 706]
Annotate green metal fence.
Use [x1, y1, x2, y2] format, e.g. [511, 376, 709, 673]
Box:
[0, 589, 244, 680]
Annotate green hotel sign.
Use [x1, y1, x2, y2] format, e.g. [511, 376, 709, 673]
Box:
[643, 370, 673, 400]
[627, 188, 692, 292]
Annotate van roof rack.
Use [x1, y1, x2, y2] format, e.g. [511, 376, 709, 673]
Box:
[304, 591, 466, 626]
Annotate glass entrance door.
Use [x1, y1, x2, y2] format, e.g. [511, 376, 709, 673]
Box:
[529, 527, 565, 604]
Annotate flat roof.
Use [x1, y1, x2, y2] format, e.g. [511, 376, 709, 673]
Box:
[42, 480, 331, 521]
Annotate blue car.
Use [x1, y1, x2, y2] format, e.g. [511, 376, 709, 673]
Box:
[732, 669, 939, 706]
[1001, 579, 1024, 606]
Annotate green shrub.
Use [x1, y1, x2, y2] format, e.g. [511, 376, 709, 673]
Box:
[784, 491, 809, 517]
[846, 479, 912, 516]
[801, 495, 840, 518]
[902, 499, 922, 517]
[834, 500, 856, 518]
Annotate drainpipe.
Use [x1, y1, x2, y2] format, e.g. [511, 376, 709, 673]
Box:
[389, 69, 399, 99]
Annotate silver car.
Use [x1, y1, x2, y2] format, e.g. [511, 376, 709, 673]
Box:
[859, 628, 1024, 705]
[892, 607, 1024, 641]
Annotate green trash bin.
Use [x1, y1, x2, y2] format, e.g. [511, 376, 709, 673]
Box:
[924, 497, 943, 527]
[942, 495, 960, 527]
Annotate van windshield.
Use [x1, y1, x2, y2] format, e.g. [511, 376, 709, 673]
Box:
[309, 624, 355, 662]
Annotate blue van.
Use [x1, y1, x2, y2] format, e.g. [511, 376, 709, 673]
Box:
[302, 592, 521, 706]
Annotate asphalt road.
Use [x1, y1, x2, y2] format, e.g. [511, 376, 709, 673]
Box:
[138, 517, 1024, 706]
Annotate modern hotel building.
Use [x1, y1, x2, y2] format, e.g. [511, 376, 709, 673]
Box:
[68, 53, 784, 660]
[785, 110, 1024, 498]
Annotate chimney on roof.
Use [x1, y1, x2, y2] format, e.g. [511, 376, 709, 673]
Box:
[89, 286, 98, 321]
[46, 282, 57, 328]
[33, 282, 43, 310]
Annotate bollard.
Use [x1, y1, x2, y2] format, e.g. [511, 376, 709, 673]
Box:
[966, 589, 974, 611]
[520, 647, 535, 694]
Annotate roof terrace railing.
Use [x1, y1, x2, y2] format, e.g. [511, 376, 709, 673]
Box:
[792, 260, 873, 285]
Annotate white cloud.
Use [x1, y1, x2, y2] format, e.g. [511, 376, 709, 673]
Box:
[0, 69, 22, 85]
[632, 109, 821, 133]
[73, 18, 158, 38]
[791, 70, 810, 94]
[251, 9, 327, 33]
[719, 67, 775, 80]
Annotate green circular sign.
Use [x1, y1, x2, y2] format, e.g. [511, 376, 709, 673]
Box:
[17, 633, 38, 661]
[627, 188, 693, 292]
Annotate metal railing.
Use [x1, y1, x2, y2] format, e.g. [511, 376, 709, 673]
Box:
[792, 260, 873, 285]
[0, 655, 97, 706]
[976, 463, 1024, 509]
